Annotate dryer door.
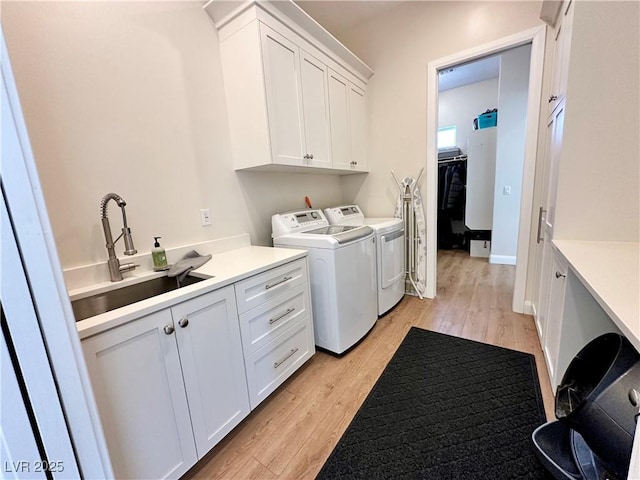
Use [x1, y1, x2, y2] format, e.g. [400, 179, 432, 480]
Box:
[380, 229, 405, 289]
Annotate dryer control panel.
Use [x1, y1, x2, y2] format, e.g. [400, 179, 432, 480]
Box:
[272, 209, 328, 237]
[324, 205, 364, 225]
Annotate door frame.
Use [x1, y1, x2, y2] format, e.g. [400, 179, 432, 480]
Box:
[425, 25, 546, 313]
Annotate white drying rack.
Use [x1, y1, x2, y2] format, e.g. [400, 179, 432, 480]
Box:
[391, 168, 424, 300]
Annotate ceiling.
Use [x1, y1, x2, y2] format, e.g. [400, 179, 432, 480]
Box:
[438, 56, 501, 92]
[295, 0, 404, 37]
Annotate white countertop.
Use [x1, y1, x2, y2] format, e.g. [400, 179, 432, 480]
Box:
[552, 240, 640, 351]
[74, 245, 307, 339]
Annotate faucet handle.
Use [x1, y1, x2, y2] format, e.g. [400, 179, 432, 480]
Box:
[119, 262, 139, 274]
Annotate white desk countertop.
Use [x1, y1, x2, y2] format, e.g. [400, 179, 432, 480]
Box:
[73, 245, 307, 340]
[553, 240, 640, 352]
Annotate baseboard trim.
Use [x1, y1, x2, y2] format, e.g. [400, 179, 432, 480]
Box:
[489, 254, 516, 265]
[524, 300, 535, 316]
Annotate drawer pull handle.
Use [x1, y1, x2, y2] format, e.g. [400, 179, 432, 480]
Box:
[178, 318, 189, 328]
[274, 348, 299, 368]
[269, 308, 295, 325]
[265, 276, 292, 290]
[555, 271, 566, 278]
[163, 325, 175, 335]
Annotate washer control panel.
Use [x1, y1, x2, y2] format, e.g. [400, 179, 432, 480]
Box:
[272, 209, 328, 237]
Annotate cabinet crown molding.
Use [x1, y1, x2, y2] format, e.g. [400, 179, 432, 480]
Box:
[204, 0, 374, 81]
[540, 0, 563, 27]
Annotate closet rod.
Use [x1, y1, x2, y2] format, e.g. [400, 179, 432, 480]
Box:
[438, 156, 467, 165]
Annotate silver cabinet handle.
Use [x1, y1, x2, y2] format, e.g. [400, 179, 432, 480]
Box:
[548, 95, 558, 103]
[536, 207, 546, 244]
[555, 271, 566, 279]
[303, 154, 314, 160]
[178, 318, 189, 328]
[163, 325, 175, 335]
[265, 276, 292, 290]
[274, 348, 299, 368]
[269, 308, 294, 325]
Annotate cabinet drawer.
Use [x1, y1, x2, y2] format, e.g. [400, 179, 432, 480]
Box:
[244, 317, 315, 409]
[239, 284, 310, 356]
[235, 258, 307, 313]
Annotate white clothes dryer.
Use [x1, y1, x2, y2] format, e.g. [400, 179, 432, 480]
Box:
[272, 209, 377, 354]
[324, 205, 405, 316]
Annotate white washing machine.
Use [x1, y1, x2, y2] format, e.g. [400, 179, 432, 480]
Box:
[272, 209, 377, 354]
[324, 205, 405, 316]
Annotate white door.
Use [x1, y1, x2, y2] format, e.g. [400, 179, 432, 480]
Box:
[466, 129, 497, 231]
[328, 69, 351, 170]
[349, 83, 367, 171]
[172, 287, 250, 457]
[300, 50, 331, 168]
[533, 101, 566, 341]
[260, 24, 305, 166]
[82, 310, 197, 480]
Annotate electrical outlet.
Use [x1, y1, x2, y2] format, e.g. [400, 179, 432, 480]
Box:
[200, 208, 211, 226]
[503, 186, 512, 196]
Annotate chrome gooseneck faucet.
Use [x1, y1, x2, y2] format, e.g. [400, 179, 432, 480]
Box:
[100, 193, 138, 281]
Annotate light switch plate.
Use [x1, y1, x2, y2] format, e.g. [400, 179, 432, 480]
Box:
[200, 208, 211, 226]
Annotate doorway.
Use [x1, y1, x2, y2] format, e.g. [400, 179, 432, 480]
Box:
[425, 26, 546, 313]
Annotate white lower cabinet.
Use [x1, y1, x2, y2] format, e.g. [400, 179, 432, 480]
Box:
[82, 286, 250, 480]
[235, 258, 315, 409]
[171, 288, 250, 457]
[542, 248, 568, 390]
[82, 309, 199, 480]
[82, 258, 315, 479]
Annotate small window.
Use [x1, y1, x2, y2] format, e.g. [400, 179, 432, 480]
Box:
[437, 125, 457, 149]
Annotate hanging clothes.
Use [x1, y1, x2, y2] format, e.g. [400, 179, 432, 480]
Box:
[438, 159, 467, 249]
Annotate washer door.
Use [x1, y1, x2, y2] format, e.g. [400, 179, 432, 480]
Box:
[380, 229, 405, 289]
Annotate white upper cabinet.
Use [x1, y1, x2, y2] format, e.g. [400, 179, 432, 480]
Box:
[349, 83, 367, 171]
[300, 50, 332, 168]
[328, 69, 368, 172]
[261, 26, 306, 166]
[547, 0, 574, 113]
[207, 0, 373, 174]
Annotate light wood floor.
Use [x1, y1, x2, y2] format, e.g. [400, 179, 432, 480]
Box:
[184, 249, 554, 480]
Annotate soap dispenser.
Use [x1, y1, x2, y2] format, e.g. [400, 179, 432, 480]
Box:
[152, 237, 168, 271]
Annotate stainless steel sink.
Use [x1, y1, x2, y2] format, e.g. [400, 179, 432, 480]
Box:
[71, 275, 207, 321]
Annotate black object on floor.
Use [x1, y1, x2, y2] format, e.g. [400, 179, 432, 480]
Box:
[316, 327, 551, 480]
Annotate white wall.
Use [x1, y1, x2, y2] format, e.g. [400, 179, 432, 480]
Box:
[1, 1, 344, 270]
[491, 43, 531, 264]
[554, 1, 639, 242]
[438, 78, 499, 154]
[2, 1, 545, 276]
[338, 1, 544, 226]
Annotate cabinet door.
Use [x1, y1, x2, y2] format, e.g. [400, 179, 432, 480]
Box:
[349, 83, 367, 171]
[548, 0, 574, 113]
[82, 310, 197, 480]
[261, 24, 305, 166]
[544, 249, 568, 389]
[328, 69, 351, 170]
[300, 50, 331, 168]
[172, 286, 250, 457]
[533, 100, 566, 337]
